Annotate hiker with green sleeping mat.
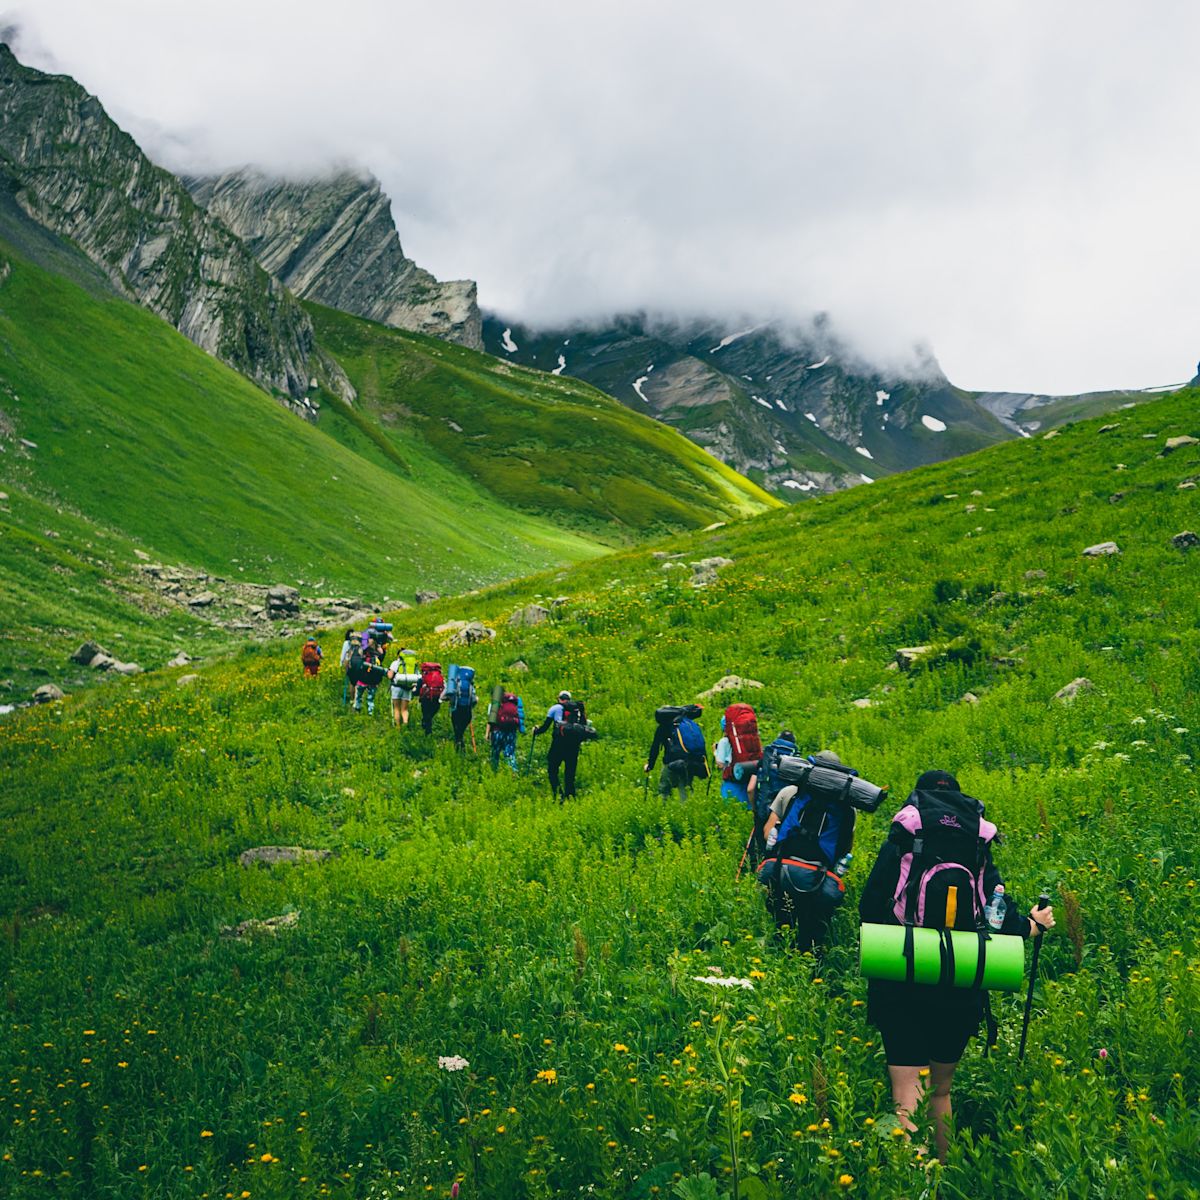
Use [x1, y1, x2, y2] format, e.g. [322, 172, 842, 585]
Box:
[858, 769, 1055, 1162]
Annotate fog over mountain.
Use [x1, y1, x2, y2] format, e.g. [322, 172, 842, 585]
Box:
[8, 0, 1200, 394]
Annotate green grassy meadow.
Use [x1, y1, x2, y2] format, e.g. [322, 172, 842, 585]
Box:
[1, 388, 1199, 1198]
[0, 238, 775, 697]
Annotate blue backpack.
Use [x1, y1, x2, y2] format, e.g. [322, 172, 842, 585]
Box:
[756, 737, 798, 817]
[676, 718, 709, 778]
[447, 664, 476, 709]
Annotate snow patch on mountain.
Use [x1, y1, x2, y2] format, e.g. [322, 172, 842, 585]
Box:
[552, 355, 566, 376]
[633, 375, 651, 403]
[921, 415, 947, 432]
[856, 446, 874, 459]
[783, 479, 819, 491]
[876, 390, 890, 405]
[501, 328, 518, 353]
[807, 355, 831, 370]
[710, 326, 761, 353]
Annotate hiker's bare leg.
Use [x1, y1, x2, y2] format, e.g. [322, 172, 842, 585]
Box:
[928, 1060, 957, 1161]
[887, 1065, 925, 1140]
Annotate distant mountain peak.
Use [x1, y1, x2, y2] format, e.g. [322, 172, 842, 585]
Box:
[185, 169, 483, 350]
[0, 44, 349, 410]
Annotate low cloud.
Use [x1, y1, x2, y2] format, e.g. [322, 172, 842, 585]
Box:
[7, 0, 1200, 393]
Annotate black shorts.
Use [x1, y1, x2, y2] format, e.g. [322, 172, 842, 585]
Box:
[868, 979, 982, 1067]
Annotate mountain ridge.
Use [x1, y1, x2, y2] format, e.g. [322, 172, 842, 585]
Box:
[0, 43, 350, 411]
[186, 169, 483, 351]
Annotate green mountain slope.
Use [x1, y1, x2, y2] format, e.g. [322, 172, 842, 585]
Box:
[310, 304, 778, 537]
[0, 239, 612, 692]
[2, 390, 1197, 1196]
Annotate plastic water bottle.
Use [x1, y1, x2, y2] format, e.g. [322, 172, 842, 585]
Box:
[984, 885, 1007, 931]
[834, 852, 853, 877]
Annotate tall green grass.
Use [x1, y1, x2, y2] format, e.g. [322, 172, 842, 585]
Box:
[0, 387, 1198, 1197]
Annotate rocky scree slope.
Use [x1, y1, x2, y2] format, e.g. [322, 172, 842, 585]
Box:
[0, 44, 349, 411]
[186, 170, 483, 351]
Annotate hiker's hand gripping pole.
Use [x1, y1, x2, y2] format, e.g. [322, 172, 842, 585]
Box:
[1018, 893, 1052, 1061]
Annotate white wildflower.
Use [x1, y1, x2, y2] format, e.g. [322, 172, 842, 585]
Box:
[438, 1055, 470, 1072]
[691, 975, 755, 990]
[1130, 716, 1146, 726]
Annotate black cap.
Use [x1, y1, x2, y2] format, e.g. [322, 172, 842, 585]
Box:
[778, 729, 795, 742]
[915, 769, 960, 792]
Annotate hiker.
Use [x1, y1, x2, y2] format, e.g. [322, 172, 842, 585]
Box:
[489, 689, 525, 772]
[352, 639, 385, 715]
[300, 635, 323, 677]
[446, 664, 478, 752]
[713, 703, 761, 809]
[747, 728, 798, 868]
[339, 628, 355, 671]
[387, 648, 420, 728]
[858, 769, 1055, 1161]
[532, 691, 596, 801]
[757, 749, 866, 952]
[713, 718, 751, 805]
[417, 661, 445, 734]
[645, 705, 707, 801]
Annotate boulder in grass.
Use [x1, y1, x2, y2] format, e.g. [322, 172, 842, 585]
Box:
[448, 621, 496, 647]
[238, 846, 332, 868]
[852, 697, 875, 709]
[508, 604, 551, 628]
[1024, 569, 1047, 580]
[266, 585, 300, 616]
[690, 556, 734, 587]
[961, 692, 980, 704]
[221, 911, 299, 938]
[1054, 677, 1093, 703]
[188, 591, 218, 607]
[1082, 541, 1120, 557]
[415, 590, 441, 605]
[1161, 435, 1199, 455]
[895, 646, 931, 670]
[32, 683, 64, 704]
[167, 652, 191, 668]
[1171, 531, 1199, 550]
[70, 640, 108, 666]
[509, 659, 530, 673]
[696, 675, 765, 701]
[111, 661, 142, 676]
[177, 674, 200, 687]
[434, 620, 468, 635]
[89, 654, 117, 671]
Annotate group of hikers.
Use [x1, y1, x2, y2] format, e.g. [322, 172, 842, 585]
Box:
[305, 628, 1057, 1159]
[311, 621, 599, 791]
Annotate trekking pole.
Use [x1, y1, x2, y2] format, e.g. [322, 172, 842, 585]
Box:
[527, 731, 538, 770]
[734, 828, 755, 881]
[469, 723, 477, 755]
[643, 771, 649, 800]
[1018, 893, 1051, 1061]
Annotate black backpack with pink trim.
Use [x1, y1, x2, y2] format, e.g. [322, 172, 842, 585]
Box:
[887, 787, 998, 933]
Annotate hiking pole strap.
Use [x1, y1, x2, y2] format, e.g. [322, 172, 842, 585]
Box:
[938, 927, 956, 988]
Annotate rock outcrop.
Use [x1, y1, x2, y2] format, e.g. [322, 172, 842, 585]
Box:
[186, 171, 483, 351]
[0, 45, 350, 410]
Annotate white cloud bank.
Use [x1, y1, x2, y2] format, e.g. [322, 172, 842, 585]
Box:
[6, 0, 1200, 394]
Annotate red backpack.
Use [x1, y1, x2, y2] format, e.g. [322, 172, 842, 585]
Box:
[495, 693, 521, 730]
[419, 662, 445, 701]
[724, 703, 762, 779]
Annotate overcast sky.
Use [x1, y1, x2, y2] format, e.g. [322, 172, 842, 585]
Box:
[7, 1, 1200, 393]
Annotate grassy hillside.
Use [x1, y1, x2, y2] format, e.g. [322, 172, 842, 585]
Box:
[311, 304, 778, 537]
[0, 240, 618, 695]
[1, 393, 1198, 1197]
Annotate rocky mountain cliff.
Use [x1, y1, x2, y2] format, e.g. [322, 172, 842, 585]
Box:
[0, 43, 349, 411]
[483, 314, 1013, 497]
[186, 171, 483, 350]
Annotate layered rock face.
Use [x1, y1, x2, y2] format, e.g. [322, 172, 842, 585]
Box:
[0, 44, 348, 408]
[187, 171, 483, 350]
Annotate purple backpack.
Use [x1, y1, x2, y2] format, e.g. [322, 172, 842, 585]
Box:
[888, 789, 998, 931]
